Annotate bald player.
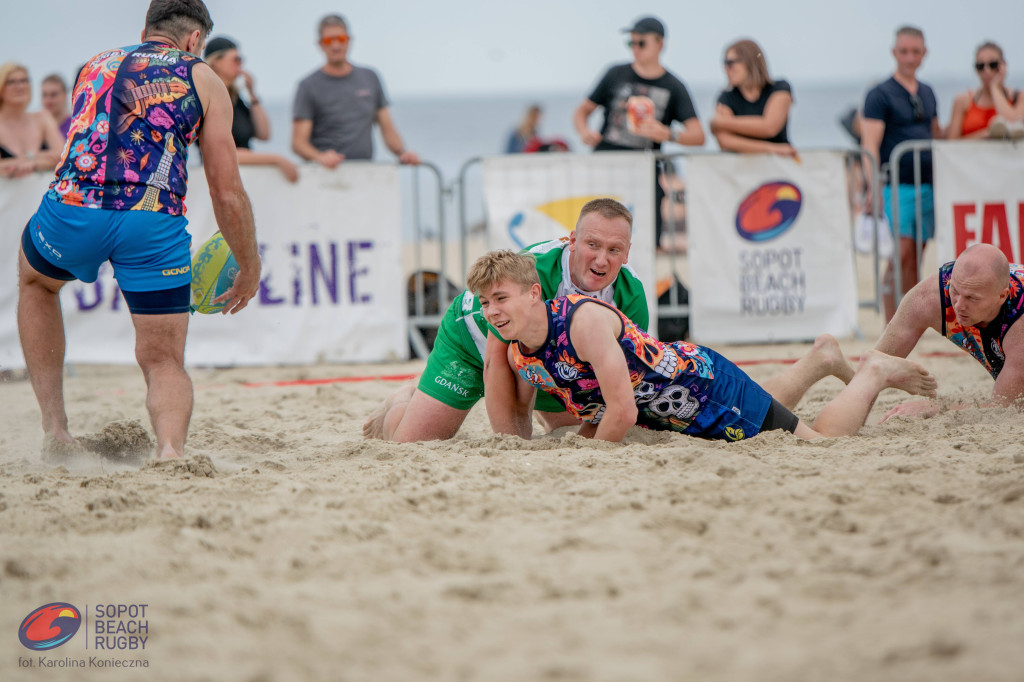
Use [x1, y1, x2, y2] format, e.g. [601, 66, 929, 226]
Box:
[875, 243, 1024, 420]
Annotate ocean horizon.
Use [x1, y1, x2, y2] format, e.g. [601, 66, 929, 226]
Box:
[251, 76, 978, 175]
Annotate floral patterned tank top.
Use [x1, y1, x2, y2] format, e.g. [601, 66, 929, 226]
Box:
[510, 295, 717, 430]
[47, 42, 203, 215]
[940, 260, 1024, 378]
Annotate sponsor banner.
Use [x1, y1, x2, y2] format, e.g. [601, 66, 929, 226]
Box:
[481, 152, 657, 329]
[687, 151, 858, 344]
[0, 164, 406, 369]
[933, 140, 1024, 264]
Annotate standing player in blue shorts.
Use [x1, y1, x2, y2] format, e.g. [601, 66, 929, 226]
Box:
[17, 0, 260, 459]
[468, 250, 937, 442]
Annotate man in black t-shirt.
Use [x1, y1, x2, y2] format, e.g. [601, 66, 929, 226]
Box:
[573, 16, 704, 247]
[860, 26, 942, 320]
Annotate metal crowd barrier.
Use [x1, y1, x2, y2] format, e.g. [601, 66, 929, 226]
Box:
[886, 138, 934, 306]
[419, 148, 893, 360]
[403, 161, 454, 359]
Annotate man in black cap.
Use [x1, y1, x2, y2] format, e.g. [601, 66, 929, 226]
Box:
[573, 16, 704, 248]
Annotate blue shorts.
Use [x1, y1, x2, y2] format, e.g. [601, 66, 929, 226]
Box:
[883, 183, 934, 241]
[23, 198, 192, 314]
[682, 348, 780, 442]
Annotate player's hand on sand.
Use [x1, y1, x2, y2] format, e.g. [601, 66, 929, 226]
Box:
[213, 264, 261, 315]
[879, 399, 940, 423]
[317, 150, 345, 169]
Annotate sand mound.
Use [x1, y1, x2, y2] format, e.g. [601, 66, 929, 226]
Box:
[78, 419, 155, 463]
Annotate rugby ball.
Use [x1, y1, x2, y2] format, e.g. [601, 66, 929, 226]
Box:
[190, 231, 239, 314]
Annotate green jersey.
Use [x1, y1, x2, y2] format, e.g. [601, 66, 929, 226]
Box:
[419, 237, 648, 411]
[462, 237, 648, 359]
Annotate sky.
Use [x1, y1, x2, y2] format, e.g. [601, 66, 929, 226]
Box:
[4, 0, 1024, 103]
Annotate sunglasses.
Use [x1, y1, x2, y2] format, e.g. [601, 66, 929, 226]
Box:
[320, 34, 350, 47]
[627, 39, 647, 49]
[724, 59, 740, 68]
[909, 93, 925, 121]
[975, 60, 1001, 72]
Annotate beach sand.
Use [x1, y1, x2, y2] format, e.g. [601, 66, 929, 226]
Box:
[3, 316, 1024, 681]
[3, 248, 1024, 680]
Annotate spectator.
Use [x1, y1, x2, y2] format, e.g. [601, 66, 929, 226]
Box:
[860, 26, 942, 320]
[947, 42, 1024, 139]
[573, 16, 704, 249]
[204, 36, 298, 182]
[710, 39, 796, 157]
[292, 14, 419, 168]
[506, 104, 541, 153]
[0, 63, 64, 178]
[40, 73, 72, 139]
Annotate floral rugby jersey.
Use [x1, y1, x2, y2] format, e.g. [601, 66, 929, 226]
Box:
[48, 42, 203, 215]
[510, 295, 716, 431]
[940, 260, 1024, 379]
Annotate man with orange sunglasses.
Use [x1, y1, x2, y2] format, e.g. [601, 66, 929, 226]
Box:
[292, 14, 419, 168]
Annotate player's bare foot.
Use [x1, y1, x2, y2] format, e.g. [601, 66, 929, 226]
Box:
[860, 350, 937, 397]
[812, 334, 855, 384]
[41, 432, 87, 463]
[156, 445, 184, 460]
[362, 383, 416, 439]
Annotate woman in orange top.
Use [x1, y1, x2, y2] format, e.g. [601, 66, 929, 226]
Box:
[947, 42, 1024, 138]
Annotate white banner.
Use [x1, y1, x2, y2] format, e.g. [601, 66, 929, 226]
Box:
[933, 140, 1024, 264]
[0, 164, 406, 369]
[687, 151, 858, 344]
[481, 152, 656, 327]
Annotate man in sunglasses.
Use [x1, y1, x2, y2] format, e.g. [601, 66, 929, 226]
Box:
[292, 14, 419, 168]
[573, 16, 704, 250]
[861, 25, 942, 320]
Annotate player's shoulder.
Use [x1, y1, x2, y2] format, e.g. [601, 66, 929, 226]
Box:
[524, 238, 569, 268]
[906, 272, 943, 318]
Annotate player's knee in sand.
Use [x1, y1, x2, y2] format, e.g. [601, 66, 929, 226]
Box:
[364, 382, 470, 442]
[362, 382, 416, 440]
[535, 410, 583, 433]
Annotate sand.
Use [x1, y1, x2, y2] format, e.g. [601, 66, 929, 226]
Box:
[2, 319, 1024, 681]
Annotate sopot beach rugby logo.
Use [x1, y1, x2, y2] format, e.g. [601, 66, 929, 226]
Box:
[735, 181, 802, 242]
[19, 603, 83, 651]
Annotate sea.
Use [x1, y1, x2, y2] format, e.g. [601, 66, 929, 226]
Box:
[250, 77, 974, 240]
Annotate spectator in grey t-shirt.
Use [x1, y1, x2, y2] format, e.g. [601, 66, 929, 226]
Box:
[292, 14, 419, 168]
